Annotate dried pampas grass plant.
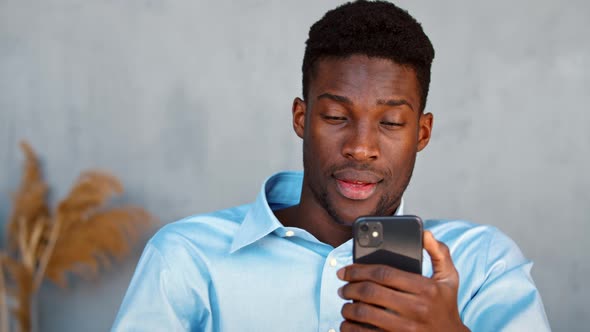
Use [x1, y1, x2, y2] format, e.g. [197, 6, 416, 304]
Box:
[0, 141, 154, 332]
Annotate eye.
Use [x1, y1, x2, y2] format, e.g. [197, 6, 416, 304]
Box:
[321, 114, 347, 124]
[380, 121, 404, 128]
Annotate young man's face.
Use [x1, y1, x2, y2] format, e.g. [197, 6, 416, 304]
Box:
[293, 55, 433, 225]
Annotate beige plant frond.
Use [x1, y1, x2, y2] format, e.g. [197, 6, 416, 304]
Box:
[14, 217, 47, 273]
[1, 253, 10, 332]
[7, 142, 49, 255]
[2, 255, 32, 332]
[26, 218, 47, 267]
[4, 141, 155, 330]
[55, 170, 124, 233]
[44, 206, 151, 288]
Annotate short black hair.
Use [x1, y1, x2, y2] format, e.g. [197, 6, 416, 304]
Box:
[302, 0, 435, 111]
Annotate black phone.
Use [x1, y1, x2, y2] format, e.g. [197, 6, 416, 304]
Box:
[353, 215, 423, 274]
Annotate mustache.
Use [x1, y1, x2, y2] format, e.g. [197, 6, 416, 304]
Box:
[326, 161, 391, 179]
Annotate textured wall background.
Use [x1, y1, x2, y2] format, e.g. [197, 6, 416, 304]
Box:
[1, 0, 588, 331]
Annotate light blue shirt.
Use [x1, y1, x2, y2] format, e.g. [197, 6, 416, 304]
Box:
[113, 171, 550, 331]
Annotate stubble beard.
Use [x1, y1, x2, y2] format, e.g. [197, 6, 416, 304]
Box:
[302, 146, 417, 226]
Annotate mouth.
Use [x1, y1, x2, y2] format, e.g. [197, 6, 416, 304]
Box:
[333, 169, 382, 201]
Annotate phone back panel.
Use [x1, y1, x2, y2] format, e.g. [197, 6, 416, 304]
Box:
[353, 216, 423, 274]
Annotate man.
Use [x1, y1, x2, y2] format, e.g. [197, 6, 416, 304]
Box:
[113, 1, 550, 331]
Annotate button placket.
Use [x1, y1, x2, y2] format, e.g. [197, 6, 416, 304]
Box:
[319, 253, 347, 332]
[329, 258, 337, 267]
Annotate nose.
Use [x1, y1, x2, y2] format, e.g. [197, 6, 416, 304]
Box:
[341, 121, 379, 162]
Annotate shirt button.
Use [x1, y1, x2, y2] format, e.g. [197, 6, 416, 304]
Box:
[285, 230, 295, 237]
[329, 258, 338, 267]
[328, 329, 336, 332]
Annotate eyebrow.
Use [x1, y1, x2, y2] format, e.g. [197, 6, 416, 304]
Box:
[317, 93, 414, 112]
[377, 98, 414, 111]
[317, 93, 352, 104]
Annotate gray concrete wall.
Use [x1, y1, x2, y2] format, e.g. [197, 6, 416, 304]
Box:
[0, 0, 588, 331]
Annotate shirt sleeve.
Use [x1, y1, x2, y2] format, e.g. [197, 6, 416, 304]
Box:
[111, 241, 213, 332]
[461, 228, 551, 331]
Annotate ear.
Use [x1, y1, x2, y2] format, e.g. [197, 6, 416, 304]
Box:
[417, 112, 433, 152]
[292, 97, 306, 139]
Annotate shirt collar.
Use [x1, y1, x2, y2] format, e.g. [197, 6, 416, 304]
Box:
[230, 171, 405, 253]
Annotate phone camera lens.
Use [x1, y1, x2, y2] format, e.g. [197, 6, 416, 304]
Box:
[360, 224, 369, 232]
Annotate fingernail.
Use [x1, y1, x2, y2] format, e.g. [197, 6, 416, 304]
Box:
[337, 286, 343, 298]
[337, 267, 345, 279]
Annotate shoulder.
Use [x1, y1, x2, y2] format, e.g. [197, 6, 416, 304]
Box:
[429, 221, 551, 329]
[147, 204, 252, 258]
[425, 219, 523, 250]
[425, 219, 527, 273]
[424, 219, 518, 252]
[425, 219, 492, 237]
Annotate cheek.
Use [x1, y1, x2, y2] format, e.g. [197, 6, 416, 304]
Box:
[308, 124, 340, 158]
[381, 134, 419, 170]
[383, 128, 418, 149]
[303, 132, 332, 177]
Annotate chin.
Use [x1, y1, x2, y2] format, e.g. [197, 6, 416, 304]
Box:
[330, 198, 380, 225]
[312, 181, 384, 226]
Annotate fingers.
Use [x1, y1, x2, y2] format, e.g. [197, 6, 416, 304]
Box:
[337, 264, 425, 295]
[338, 281, 428, 320]
[340, 320, 382, 332]
[340, 302, 415, 332]
[423, 231, 459, 284]
[339, 233, 463, 331]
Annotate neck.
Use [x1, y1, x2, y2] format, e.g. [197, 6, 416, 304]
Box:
[274, 182, 353, 248]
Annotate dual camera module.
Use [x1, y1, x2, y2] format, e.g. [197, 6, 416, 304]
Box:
[356, 221, 383, 247]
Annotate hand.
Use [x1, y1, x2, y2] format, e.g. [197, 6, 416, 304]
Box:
[337, 231, 470, 332]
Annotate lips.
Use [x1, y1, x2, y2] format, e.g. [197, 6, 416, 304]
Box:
[333, 169, 382, 200]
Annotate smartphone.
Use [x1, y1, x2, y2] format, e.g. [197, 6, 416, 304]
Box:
[353, 215, 423, 274]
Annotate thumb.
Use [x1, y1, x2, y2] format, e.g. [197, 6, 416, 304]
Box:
[423, 231, 458, 285]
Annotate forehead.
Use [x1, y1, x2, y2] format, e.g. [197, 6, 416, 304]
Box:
[309, 55, 421, 108]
